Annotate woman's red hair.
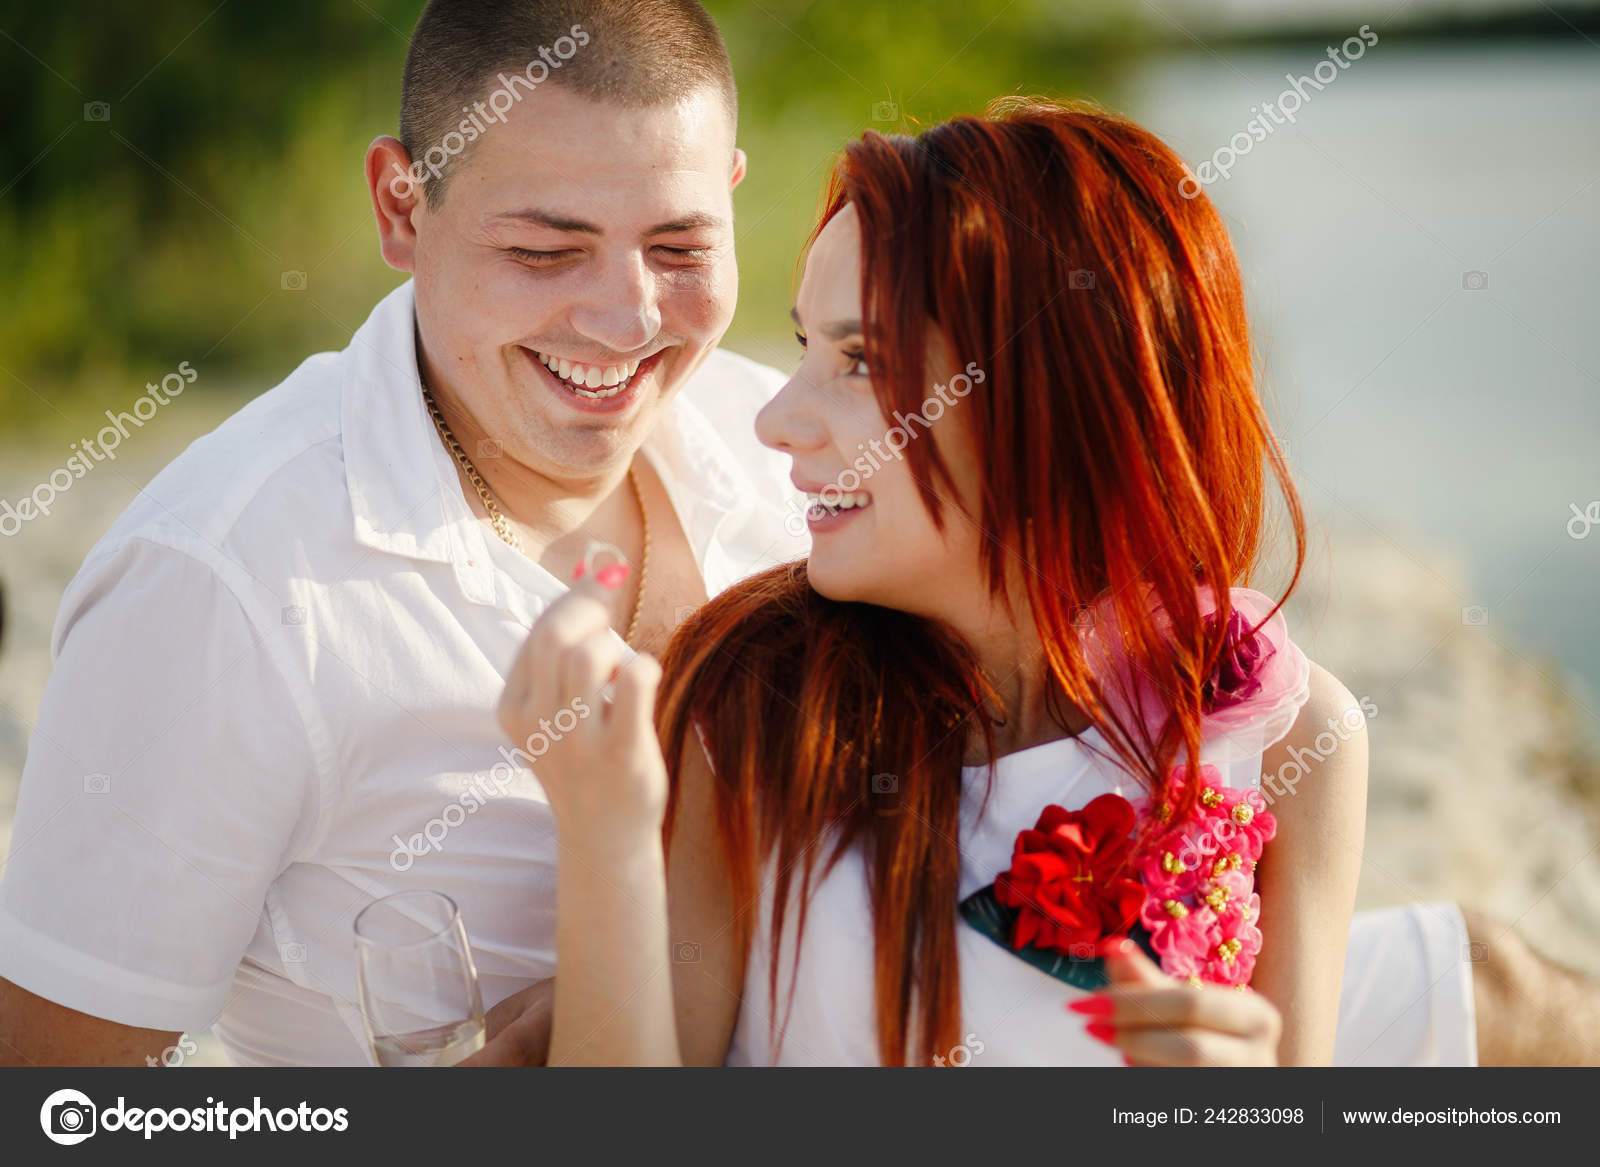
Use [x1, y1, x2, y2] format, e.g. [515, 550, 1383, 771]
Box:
[657, 97, 1304, 1066]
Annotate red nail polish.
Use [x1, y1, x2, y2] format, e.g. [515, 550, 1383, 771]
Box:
[1084, 1022, 1117, 1045]
[595, 563, 630, 590]
[1096, 937, 1132, 958]
[571, 561, 587, 581]
[1066, 996, 1113, 1017]
[1121, 1054, 1136, 1067]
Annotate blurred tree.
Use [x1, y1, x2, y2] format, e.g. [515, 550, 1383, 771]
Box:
[0, 0, 1139, 430]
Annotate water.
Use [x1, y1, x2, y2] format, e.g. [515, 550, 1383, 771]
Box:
[1126, 41, 1600, 707]
[370, 1018, 487, 1067]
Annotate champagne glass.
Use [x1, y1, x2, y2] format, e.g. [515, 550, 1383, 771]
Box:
[355, 890, 486, 1066]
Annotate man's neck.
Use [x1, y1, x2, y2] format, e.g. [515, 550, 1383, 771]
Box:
[418, 359, 634, 561]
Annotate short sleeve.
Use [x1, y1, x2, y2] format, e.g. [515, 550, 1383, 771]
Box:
[0, 537, 324, 1032]
[1077, 584, 1311, 766]
[1196, 588, 1312, 764]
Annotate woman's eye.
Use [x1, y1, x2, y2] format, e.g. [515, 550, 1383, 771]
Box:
[794, 331, 808, 349]
[656, 246, 711, 262]
[844, 350, 870, 377]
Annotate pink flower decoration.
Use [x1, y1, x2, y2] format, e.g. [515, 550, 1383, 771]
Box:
[1130, 765, 1277, 988]
[1143, 899, 1220, 980]
[1203, 608, 1269, 711]
[1201, 892, 1265, 985]
[1076, 586, 1312, 764]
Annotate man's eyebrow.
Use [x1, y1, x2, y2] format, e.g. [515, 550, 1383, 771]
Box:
[491, 209, 727, 235]
[647, 211, 726, 235]
[790, 307, 862, 341]
[493, 208, 601, 233]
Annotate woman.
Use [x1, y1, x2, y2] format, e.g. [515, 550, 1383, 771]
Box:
[499, 97, 1372, 1067]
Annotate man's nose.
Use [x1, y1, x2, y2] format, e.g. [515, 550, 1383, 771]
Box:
[569, 252, 660, 354]
[755, 370, 828, 454]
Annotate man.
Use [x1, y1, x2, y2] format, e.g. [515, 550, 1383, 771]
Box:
[0, 0, 801, 1066]
[0, 0, 1590, 1069]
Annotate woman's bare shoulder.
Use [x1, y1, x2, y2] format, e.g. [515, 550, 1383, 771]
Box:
[1260, 659, 1369, 835]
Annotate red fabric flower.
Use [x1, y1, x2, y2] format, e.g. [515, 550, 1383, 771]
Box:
[993, 794, 1146, 956]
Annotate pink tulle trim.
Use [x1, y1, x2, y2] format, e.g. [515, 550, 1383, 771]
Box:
[1077, 585, 1311, 764]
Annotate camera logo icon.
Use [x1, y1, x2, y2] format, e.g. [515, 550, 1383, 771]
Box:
[1461, 270, 1488, 291]
[83, 102, 110, 122]
[279, 941, 307, 963]
[871, 101, 898, 122]
[1069, 269, 1096, 290]
[673, 941, 701, 963]
[280, 270, 308, 292]
[476, 438, 503, 461]
[282, 605, 307, 626]
[83, 772, 111, 795]
[40, 1088, 97, 1145]
[1461, 605, 1489, 627]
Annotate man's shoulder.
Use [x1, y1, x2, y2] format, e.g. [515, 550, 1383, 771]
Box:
[683, 345, 788, 411]
[90, 349, 354, 583]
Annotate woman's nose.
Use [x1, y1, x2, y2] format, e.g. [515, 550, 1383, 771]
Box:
[755, 370, 829, 454]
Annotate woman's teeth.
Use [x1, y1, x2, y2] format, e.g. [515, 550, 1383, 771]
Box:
[806, 490, 872, 515]
[534, 351, 641, 399]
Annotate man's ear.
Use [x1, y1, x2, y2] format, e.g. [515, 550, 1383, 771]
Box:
[730, 147, 748, 192]
[366, 136, 423, 273]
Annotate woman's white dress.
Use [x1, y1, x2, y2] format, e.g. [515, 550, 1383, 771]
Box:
[724, 592, 1477, 1067]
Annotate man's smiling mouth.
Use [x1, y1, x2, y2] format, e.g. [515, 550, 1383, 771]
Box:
[531, 349, 643, 400]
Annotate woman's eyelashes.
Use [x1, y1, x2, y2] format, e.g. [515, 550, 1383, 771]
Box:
[793, 331, 871, 378]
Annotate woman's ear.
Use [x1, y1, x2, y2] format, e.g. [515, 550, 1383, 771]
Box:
[730, 147, 748, 192]
[365, 136, 423, 273]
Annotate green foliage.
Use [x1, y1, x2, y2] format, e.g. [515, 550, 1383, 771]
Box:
[0, 0, 1142, 433]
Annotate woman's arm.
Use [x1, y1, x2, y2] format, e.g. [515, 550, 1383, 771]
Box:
[1250, 659, 1370, 1065]
[664, 736, 745, 1066]
[496, 578, 679, 1065]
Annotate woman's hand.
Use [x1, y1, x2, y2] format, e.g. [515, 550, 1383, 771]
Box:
[496, 564, 682, 1065]
[1067, 938, 1282, 1066]
[496, 567, 667, 844]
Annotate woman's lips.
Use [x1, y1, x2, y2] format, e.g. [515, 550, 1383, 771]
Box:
[803, 488, 873, 533]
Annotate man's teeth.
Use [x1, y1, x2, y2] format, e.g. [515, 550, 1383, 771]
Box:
[535, 352, 642, 398]
[806, 491, 872, 512]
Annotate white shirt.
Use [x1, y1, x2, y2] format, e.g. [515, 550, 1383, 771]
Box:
[0, 280, 808, 1066]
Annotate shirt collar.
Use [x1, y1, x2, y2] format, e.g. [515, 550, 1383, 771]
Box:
[342, 280, 762, 613]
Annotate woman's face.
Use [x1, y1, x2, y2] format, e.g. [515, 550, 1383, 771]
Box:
[755, 205, 990, 620]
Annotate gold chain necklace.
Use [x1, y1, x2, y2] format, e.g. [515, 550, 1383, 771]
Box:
[419, 377, 650, 645]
